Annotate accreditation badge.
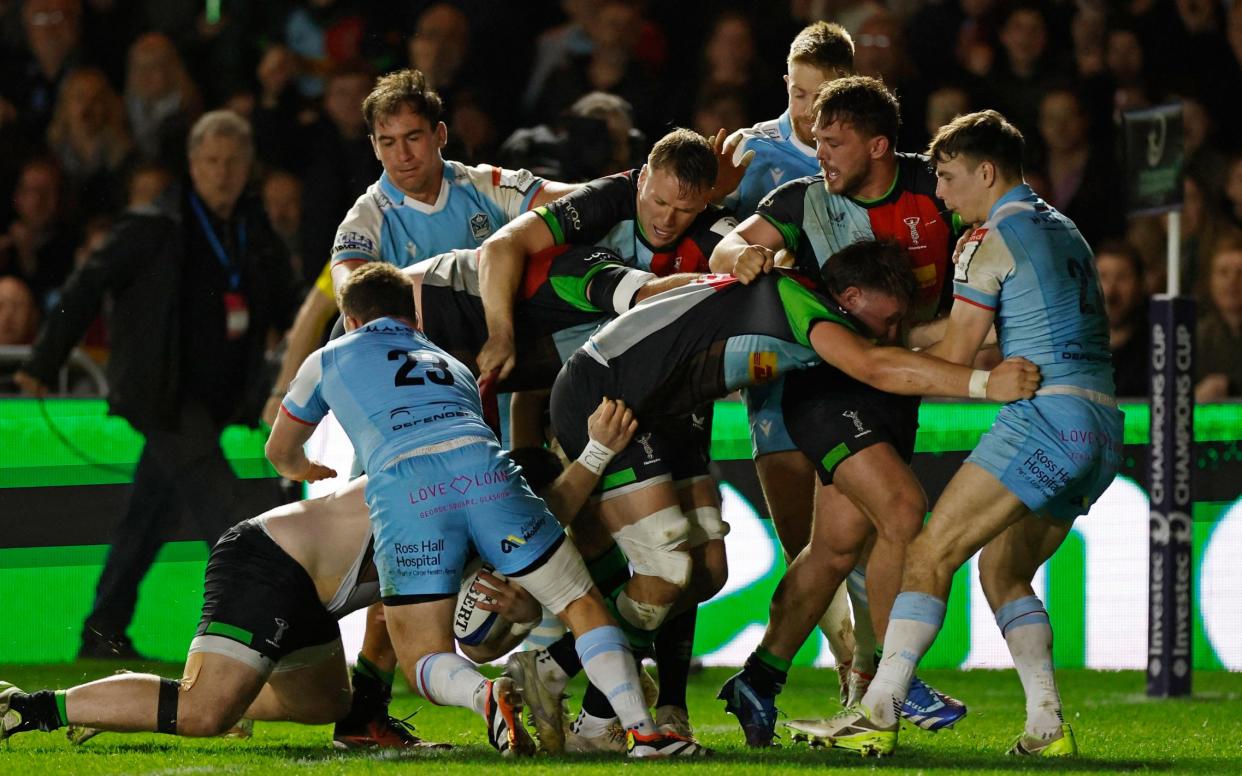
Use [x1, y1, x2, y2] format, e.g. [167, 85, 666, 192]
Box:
[223, 291, 250, 340]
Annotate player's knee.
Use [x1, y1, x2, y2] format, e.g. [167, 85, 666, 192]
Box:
[869, 490, 927, 544]
[613, 506, 692, 589]
[176, 700, 237, 738]
[690, 540, 729, 602]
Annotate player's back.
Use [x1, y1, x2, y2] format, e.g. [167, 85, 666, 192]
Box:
[957, 185, 1115, 396]
[317, 317, 494, 474]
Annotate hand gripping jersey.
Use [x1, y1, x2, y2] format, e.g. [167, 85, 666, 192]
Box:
[534, 168, 737, 274]
[281, 317, 493, 476]
[757, 153, 958, 324]
[953, 184, 1115, 396]
[418, 245, 656, 390]
[330, 161, 546, 270]
[722, 111, 820, 220]
[570, 270, 855, 420]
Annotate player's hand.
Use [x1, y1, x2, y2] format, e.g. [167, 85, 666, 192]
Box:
[477, 333, 516, 382]
[733, 244, 775, 284]
[14, 370, 48, 398]
[473, 570, 541, 625]
[986, 357, 1041, 402]
[587, 397, 638, 452]
[711, 128, 754, 201]
[951, 228, 976, 265]
[292, 460, 337, 483]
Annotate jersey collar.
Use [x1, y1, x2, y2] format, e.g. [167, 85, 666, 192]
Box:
[988, 183, 1036, 219]
[778, 110, 816, 158]
[378, 167, 452, 214]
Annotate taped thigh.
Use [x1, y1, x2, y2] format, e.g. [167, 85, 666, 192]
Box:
[510, 539, 594, 615]
[611, 506, 691, 587]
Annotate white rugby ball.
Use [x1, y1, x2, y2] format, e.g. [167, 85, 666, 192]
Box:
[454, 559, 510, 646]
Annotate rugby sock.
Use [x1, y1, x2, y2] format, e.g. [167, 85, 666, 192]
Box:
[570, 706, 618, 738]
[580, 681, 617, 721]
[544, 632, 582, 680]
[653, 608, 696, 710]
[412, 652, 490, 716]
[4, 689, 66, 734]
[575, 625, 654, 734]
[741, 647, 790, 697]
[847, 565, 877, 674]
[818, 582, 855, 669]
[996, 595, 1064, 739]
[355, 654, 395, 688]
[862, 592, 945, 726]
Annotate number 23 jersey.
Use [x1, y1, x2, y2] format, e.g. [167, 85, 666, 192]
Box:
[281, 317, 494, 475]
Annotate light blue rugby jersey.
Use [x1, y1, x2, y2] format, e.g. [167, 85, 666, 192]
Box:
[330, 161, 545, 269]
[723, 111, 820, 220]
[281, 317, 494, 476]
[953, 184, 1115, 395]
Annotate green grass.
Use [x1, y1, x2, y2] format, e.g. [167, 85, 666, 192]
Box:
[3, 662, 1241, 774]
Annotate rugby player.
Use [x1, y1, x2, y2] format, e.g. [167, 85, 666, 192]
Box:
[265, 263, 705, 758]
[475, 126, 738, 739]
[710, 76, 966, 744]
[261, 67, 580, 747]
[789, 111, 1121, 758]
[0, 399, 639, 749]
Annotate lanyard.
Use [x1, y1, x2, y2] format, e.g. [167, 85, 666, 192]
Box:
[189, 193, 246, 291]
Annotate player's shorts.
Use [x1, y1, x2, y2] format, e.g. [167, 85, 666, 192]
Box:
[967, 390, 1123, 521]
[368, 439, 565, 602]
[781, 364, 920, 485]
[189, 520, 341, 676]
[744, 379, 798, 457]
[551, 353, 710, 499]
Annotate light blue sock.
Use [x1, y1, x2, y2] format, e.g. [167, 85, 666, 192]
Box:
[862, 592, 946, 725]
[575, 625, 653, 733]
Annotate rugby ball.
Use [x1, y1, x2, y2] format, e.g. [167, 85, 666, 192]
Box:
[454, 559, 510, 646]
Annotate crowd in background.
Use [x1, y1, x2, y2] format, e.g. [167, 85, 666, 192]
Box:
[1, 0, 1240, 399]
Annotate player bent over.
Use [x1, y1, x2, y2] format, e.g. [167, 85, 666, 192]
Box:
[0, 399, 639, 750]
[265, 262, 703, 758]
[792, 111, 1121, 758]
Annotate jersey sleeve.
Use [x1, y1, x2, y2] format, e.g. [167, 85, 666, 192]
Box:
[541, 247, 655, 315]
[584, 263, 656, 315]
[952, 226, 1012, 311]
[687, 208, 739, 259]
[463, 164, 547, 220]
[774, 274, 855, 348]
[756, 179, 807, 252]
[534, 173, 633, 246]
[281, 348, 330, 426]
[330, 191, 382, 267]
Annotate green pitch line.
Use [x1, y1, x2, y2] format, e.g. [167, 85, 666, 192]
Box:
[0, 665, 1238, 774]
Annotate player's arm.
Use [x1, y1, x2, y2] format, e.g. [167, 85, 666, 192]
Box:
[476, 210, 555, 380]
[633, 272, 700, 304]
[921, 299, 996, 365]
[263, 267, 340, 426]
[809, 320, 1039, 402]
[921, 224, 1009, 365]
[529, 179, 582, 208]
[540, 398, 637, 526]
[458, 568, 544, 663]
[708, 214, 783, 282]
[265, 351, 337, 482]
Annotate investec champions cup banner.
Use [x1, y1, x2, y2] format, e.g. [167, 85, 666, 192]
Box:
[1, 399, 1240, 669]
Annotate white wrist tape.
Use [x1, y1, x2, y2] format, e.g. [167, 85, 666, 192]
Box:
[577, 439, 616, 475]
[969, 369, 990, 399]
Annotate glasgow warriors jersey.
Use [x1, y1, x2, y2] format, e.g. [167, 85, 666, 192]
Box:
[535, 168, 736, 274]
[282, 317, 493, 475]
[757, 153, 958, 323]
[576, 270, 856, 419]
[953, 184, 1115, 395]
[722, 111, 820, 219]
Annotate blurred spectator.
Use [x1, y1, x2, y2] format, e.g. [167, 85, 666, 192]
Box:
[1034, 85, 1123, 246]
[523, 0, 597, 116]
[499, 91, 643, 182]
[906, 0, 999, 83]
[1105, 22, 1151, 121]
[46, 66, 133, 219]
[297, 62, 380, 287]
[124, 32, 202, 170]
[1170, 0, 1241, 135]
[282, 0, 367, 99]
[125, 162, 174, 214]
[17, 110, 297, 659]
[922, 84, 971, 146]
[0, 0, 85, 145]
[262, 169, 305, 286]
[1195, 233, 1242, 400]
[1070, 3, 1107, 79]
[689, 12, 775, 128]
[1222, 154, 1242, 231]
[0, 158, 76, 309]
[985, 0, 1059, 152]
[692, 86, 749, 140]
[252, 43, 313, 172]
[0, 275, 39, 345]
[1095, 240, 1149, 397]
[408, 2, 469, 95]
[854, 10, 927, 150]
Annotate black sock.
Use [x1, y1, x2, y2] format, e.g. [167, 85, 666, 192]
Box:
[654, 608, 696, 710]
[741, 649, 789, 697]
[8, 690, 65, 734]
[581, 681, 615, 719]
[337, 661, 392, 728]
[546, 632, 582, 678]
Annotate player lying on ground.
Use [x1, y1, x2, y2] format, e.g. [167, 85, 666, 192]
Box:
[788, 110, 1121, 759]
[0, 397, 639, 749]
[265, 262, 704, 758]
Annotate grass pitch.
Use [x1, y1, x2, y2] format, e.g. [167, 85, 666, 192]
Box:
[2, 662, 1241, 774]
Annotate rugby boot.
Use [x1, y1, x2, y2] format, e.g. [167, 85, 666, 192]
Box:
[626, 728, 712, 758]
[717, 670, 779, 747]
[785, 704, 898, 757]
[503, 649, 568, 753]
[1009, 723, 1078, 757]
[901, 675, 967, 731]
[483, 677, 535, 757]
